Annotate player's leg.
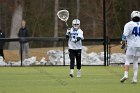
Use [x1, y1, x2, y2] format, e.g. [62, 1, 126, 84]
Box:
[120, 47, 134, 83]
[69, 49, 75, 77]
[120, 55, 133, 83]
[76, 49, 82, 77]
[132, 56, 139, 84]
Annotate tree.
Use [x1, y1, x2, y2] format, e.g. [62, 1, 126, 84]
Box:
[53, 0, 59, 47]
[76, 0, 80, 18]
[8, 0, 23, 49]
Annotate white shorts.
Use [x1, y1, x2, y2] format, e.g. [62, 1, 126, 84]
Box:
[126, 47, 140, 56]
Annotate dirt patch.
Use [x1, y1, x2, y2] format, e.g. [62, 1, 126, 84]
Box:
[4, 45, 124, 62]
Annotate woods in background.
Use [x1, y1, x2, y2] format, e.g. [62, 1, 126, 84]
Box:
[0, 0, 140, 48]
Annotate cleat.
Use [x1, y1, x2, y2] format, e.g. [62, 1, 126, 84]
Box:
[131, 80, 137, 84]
[131, 81, 137, 84]
[69, 74, 74, 78]
[120, 77, 128, 83]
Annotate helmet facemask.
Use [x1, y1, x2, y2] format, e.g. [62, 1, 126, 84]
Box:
[73, 24, 80, 29]
[131, 11, 140, 22]
[132, 17, 140, 22]
[72, 19, 80, 30]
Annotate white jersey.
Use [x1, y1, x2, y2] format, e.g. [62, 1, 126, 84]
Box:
[123, 21, 140, 47]
[66, 28, 84, 50]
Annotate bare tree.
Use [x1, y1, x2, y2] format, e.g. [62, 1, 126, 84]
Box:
[76, 0, 80, 18]
[53, 0, 59, 47]
[9, 0, 23, 49]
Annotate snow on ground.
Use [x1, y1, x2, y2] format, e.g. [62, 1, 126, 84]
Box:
[0, 46, 128, 66]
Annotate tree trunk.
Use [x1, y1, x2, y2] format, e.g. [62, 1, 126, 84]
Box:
[9, 0, 23, 50]
[76, 0, 80, 18]
[92, 0, 98, 37]
[53, 0, 59, 47]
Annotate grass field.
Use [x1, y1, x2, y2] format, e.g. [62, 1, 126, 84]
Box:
[0, 66, 140, 93]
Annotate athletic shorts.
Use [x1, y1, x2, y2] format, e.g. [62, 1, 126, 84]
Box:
[126, 47, 140, 56]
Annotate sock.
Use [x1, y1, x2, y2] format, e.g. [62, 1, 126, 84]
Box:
[133, 57, 139, 80]
[77, 69, 81, 77]
[70, 69, 74, 74]
[77, 69, 81, 74]
[78, 69, 81, 71]
[133, 62, 138, 80]
[124, 71, 128, 78]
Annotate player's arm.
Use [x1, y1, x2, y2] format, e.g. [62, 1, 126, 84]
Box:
[120, 22, 132, 49]
[66, 28, 71, 39]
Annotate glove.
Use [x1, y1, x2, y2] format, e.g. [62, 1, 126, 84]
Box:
[120, 41, 126, 49]
[76, 37, 81, 42]
[73, 37, 81, 43]
[66, 32, 70, 39]
[121, 35, 127, 49]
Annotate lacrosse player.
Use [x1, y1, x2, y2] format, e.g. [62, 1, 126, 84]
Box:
[66, 19, 84, 77]
[120, 11, 140, 84]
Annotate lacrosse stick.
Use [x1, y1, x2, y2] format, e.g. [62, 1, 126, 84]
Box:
[57, 10, 69, 65]
[57, 9, 69, 27]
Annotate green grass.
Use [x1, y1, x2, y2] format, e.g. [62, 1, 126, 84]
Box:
[0, 66, 139, 93]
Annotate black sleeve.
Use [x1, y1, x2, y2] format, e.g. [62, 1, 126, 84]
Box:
[65, 32, 70, 39]
[66, 35, 69, 39]
[2, 33, 5, 38]
[26, 29, 30, 37]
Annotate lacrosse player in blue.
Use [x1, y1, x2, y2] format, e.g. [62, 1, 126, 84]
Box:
[66, 19, 84, 77]
[120, 11, 140, 84]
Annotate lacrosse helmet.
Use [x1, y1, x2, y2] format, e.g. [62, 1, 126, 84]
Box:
[131, 11, 140, 22]
[72, 19, 80, 29]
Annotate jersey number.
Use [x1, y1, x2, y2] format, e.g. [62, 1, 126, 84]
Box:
[132, 27, 140, 36]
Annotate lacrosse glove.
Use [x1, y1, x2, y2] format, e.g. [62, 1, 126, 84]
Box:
[121, 35, 127, 49]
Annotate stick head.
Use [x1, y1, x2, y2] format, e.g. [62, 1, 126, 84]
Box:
[57, 10, 69, 22]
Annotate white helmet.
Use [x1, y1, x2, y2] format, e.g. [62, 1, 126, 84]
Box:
[72, 19, 80, 29]
[131, 11, 140, 19]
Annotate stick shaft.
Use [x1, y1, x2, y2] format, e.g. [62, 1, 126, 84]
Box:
[65, 21, 69, 27]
